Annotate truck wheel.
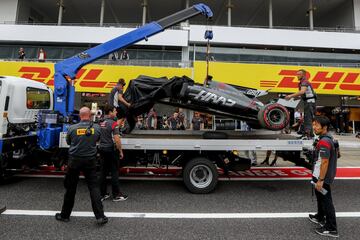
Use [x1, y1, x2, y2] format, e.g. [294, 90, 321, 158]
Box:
[258, 103, 289, 131]
[183, 157, 218, 194]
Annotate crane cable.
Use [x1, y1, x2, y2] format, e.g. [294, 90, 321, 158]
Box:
[204, 23, 213, 84]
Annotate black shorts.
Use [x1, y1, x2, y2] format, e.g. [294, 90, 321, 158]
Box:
[116, 105, 128, 119]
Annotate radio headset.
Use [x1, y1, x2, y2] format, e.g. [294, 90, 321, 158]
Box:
[85, 122, 94, 137]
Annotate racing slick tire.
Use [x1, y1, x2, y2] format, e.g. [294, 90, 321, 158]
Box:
[258, 103, 290, 131]
[183, 157, 218, 194]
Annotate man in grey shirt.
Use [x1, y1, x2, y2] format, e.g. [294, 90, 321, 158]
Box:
[99, 105, 127, 202]
[108, 78, 131, 119]
[309, 116, 338, 238]
[56, 107, 107, 225]
[285, 69, 316, 139]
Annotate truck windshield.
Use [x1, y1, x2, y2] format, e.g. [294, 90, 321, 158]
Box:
[26, 87, 50, 109]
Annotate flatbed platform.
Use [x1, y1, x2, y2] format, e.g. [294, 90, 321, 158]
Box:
[121, 130, 312, 151]
[124, 130, 298, 139]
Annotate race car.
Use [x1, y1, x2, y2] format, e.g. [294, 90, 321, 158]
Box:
[124, 75, 292, 131]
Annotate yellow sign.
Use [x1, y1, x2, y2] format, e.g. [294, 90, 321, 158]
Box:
[1, 60, 360, 95]
[194, 61, 360, 95]
[76, 128, 94, 136]
[0, 61, 192, 93]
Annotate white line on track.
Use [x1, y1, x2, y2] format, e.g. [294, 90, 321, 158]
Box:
[2, 210, 360, 219]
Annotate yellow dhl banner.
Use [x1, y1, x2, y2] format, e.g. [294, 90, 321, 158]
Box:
[0, 61, 360, 95]
[194, 61, 360, 96]
[0, 61, 192, 93]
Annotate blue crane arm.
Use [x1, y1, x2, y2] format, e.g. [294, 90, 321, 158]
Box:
[54, 3, 212, 116]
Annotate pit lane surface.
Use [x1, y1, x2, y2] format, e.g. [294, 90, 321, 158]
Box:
[1, 177, 360, 240]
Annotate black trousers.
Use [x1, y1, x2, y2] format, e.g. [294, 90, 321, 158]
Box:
[60, 156, 105, 219]
[99, 150, 120, 197]
[315, 182, 337, 231]
[304, 102, 316, 137]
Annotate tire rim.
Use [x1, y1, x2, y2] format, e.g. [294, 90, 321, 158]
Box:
[189, 164, 213, 189]
[267, 108, 285, 125]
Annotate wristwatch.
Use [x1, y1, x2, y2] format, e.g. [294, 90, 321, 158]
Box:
[319, 178, 324, 181]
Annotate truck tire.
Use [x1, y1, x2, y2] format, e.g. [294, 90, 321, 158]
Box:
[258, 103, 289, 131]
[183, 157, 218, 194]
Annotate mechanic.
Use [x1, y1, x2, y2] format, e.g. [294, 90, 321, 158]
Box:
[109, 78, 131, 120]
[98, 105, 128, 202]
[285, 69, 317, 139]
[55, 107, 108, 225]
[309, 115, 338, 238]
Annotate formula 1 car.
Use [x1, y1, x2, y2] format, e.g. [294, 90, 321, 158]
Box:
[124, 75, 291, 131]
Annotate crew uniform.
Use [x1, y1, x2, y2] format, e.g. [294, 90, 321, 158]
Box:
[312, 134, 338, 232]
[109, 86, 128, 119]
[59, 120, 105, 220]
[98, 116, 123, 199]
[299, 79, 316, 137]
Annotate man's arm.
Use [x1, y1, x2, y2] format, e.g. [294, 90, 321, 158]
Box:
[112, 122, 124, 159]
[118, 93, 131, 107]
[285, 86, 307, 100]
[315, 139, 331, 191]
[315, 158, 329, 191]
[66, 128, 72, 145]
[113, 135, 123, 159]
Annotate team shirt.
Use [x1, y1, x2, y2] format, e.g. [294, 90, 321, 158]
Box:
[312, 134, 338, 184]
[99, 116, 120, 152]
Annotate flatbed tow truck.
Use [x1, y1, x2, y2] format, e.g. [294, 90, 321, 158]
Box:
[0, 3, 313, 193]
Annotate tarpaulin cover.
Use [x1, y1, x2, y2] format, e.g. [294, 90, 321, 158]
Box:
[124, 75, 194, 116]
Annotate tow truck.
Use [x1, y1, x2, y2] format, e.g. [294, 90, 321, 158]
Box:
[0, 3, 312, 193]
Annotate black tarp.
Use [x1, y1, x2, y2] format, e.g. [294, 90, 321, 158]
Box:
[124, 75, 194, 116]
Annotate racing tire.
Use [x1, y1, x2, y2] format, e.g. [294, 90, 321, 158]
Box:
[183, 157, 218, 194]
[202, 131, 228, 139]
[258, 103, 290, 131]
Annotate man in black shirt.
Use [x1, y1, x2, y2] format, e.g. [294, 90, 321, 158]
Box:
[108, 78, 131, 119]
[167, 112, 180, 130]
[191, 112, 204, 130]
[285, 69, 316, 139]
[56, 107, 107, 225]
[99, 105, 128, 202]
[309, 116, 338, 238]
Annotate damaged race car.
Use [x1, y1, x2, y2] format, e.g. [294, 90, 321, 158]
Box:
[124, 75, 292, 132]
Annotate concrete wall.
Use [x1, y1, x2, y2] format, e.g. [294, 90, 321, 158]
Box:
[0, 0, 18, 23]
[354, 0, 360, 29]
[0, 24, 189, 47]
[190, 25, 360, 50]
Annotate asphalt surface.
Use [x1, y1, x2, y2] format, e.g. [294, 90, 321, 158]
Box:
[1, 177, 360, 240]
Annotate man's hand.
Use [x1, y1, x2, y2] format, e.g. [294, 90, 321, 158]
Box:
[315, 180, 324, 192]
[285, 95, 292, 100]
[119, 149, 124, 160]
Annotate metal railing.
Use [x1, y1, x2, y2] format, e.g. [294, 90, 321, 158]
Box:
[2, 21, 360, 33]
[2, 58, 360, 69]
[0, 58, 193, 68]
[0, 21, 182, 30]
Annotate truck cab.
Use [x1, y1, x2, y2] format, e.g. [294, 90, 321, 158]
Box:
[0, 76, 53, 138]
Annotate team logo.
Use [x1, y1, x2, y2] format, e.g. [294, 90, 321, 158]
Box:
[190, 90, 236, 107]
